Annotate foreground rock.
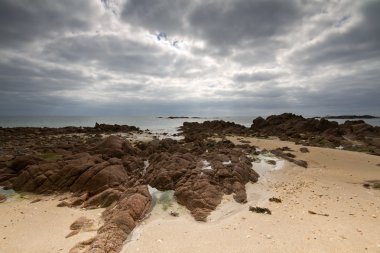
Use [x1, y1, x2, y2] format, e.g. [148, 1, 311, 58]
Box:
[71, 186, 152, 253]
[0, 129, 263, 252]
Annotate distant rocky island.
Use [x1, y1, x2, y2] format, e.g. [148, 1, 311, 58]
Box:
[157, 116, 202, 119]
[323, 115, 379, 119]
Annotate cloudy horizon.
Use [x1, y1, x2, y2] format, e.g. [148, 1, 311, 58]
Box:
[0, 0, 379, 117]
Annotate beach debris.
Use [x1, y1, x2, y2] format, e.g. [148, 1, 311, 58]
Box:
[169, 211, 179, 217]
[30, 198, 42, 204]
[249, 206, 272, 215]
[362, 180, 380, 189]
[308, 210, 329, 216]
[0, 193, 7, 203]
[293, 160, 308, 168]
[280, 146, 293, 151]
[363, 183, 371, 189]
[300, 147, 309, 153]
[269, 197, 282, 203]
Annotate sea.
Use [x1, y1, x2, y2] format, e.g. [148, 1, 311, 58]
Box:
[0, 116, 379, 134]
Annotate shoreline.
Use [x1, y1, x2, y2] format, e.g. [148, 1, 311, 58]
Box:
[0, 117, 379, 253]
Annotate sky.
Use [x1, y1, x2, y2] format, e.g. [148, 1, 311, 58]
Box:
[0, 0, 379, 116]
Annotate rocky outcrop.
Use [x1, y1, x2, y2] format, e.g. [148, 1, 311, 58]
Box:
[180, 120, 250, 141]
[251, 113, 380, 155]
[0, 124, 267, 252]
[73, 186, 152, 253]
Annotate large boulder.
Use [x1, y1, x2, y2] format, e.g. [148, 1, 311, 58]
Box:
[145, 152, 196, 190]
[9, 153, 129, 194]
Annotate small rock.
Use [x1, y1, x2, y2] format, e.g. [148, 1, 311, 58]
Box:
[30, 198, 42, 204]
[265, 234, 272, 239]
[269, 197, 282, 203]
[0, 155, 14, 162]
[57, 201, 70, 207]
[249, 206, 271, 215]
[363, 183, 371, 189]
[308, 210, 329, 216]
[266, 160, 276, 165]
[70, 216, 94, 230]
[169, 211, 179, 217]
[0, 193, 7, 203]
[300, 147, 309, 153]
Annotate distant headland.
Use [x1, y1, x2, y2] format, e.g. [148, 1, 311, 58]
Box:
[323, 115, 379, 119]
[157, 116, 202, 119]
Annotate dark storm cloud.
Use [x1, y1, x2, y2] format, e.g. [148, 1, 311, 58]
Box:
[0, 0, 379, 116]
[188, 0, 300, 53]
[0, 0, 98, 48]
[122, 0, 191, 34]
[42, 34, 204, 78]
[233, 72, 283, 83]
[290, 0, 380, 69]
[43, 34, 166, 76]
[122, 0, 302, 55]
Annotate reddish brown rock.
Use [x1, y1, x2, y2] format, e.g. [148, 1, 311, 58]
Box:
[145, 152, 196, 190]
[70, 216, 94, 230]
[175, 177, 223, 221]
[77, 185, 152, 253]
[9, 155, 43, 173]
[0, 193, 6, 203]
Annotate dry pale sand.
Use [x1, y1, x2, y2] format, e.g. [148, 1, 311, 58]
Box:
[0, 195, 104, 253]
[122, 136, 380, 253]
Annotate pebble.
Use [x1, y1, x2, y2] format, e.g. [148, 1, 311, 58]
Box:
[265, 234, 272, 239]
[371, 215, 376, 218]
[157, 239, 163, 243]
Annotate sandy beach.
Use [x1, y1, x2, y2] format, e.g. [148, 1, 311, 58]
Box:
[122, 136, 380, 253]
[0, 131, 379, 253]
[0, 195, 104, 253]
